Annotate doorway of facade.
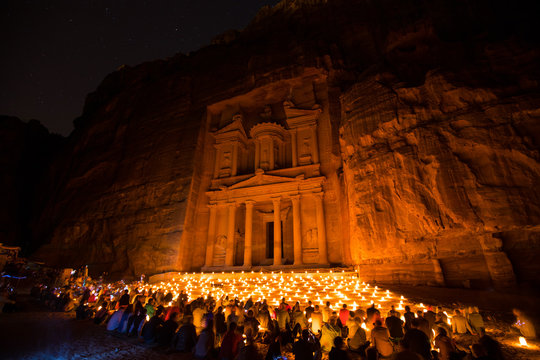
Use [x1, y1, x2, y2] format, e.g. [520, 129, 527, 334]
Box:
[266, 221, 284, 259]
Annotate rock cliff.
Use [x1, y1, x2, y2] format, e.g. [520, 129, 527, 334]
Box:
[10, 0, 539, 287]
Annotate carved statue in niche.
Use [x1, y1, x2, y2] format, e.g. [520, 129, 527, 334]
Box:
[213, 235, 227, 266]
[260, 105, 272, 121]
[219, 151, 232, 177]
[299, 137, 312, 165]
[304, 228, 318, 249]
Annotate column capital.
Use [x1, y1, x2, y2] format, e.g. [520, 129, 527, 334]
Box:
[271, 196, 281, 205]
[244, 200, 256, 207]
[312, 191, 324, 200]
[290, 194, 301, 202]
[227, 201, 238, 208]
[207, 203, 219, 209]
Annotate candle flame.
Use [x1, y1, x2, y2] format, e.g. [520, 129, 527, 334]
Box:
[519, 337, 528, 346]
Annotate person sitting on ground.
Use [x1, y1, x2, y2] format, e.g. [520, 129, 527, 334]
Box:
[477, 328, 505, 360]
[227, 305, 239, 331]
[329, 336, 351, 360]
[219, 321, 242, 360]
[145, 297, 155, 318]
[155, 311, 179, 346]
[434, 313, 452, 339]
[371, 319, 394, 358]
[237, 334, 262, 360]
[265, 333, 282, 360]
[276, 303, 291, 333]
[434, 327, 455, 360]
[451, 309, 475, 335]
[106, 307, 125, 331]
[141, 307, 165, 343]
[385, 310, 404, 344]
[321, 315, 343, 352]
[470, 343, 490, 360]
[311, 304, 324, 334]
[293, 329, 318, 360]
[339, 304, 350, 328]
[415, 311, 432, 340]
[512, 308, 536, 339]
[118, 303, 134, 333]
[305, 300, 315, 319]
[119, 289, 130, 307]
[424, 306, 436, 330]
[173, 315, 197, 352]
[323, 301, 333, 323]
[348, 315, 369, 353]
[244, 309, 260, 338]
[292, 303, 309, 338]
[367, 304, 381, 329]
[403, 306, 415, 331]
[94, 301, 109, 324]
[468, 307, 485, 334]
[193, 302, 206, 335]
[401, 319, 432, 360]
[214, 306, 227, 345]
[194, 318, 215, 359]
[128, 307, 147, 337]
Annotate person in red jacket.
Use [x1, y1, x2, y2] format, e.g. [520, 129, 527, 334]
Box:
[219, 322, 243, 360]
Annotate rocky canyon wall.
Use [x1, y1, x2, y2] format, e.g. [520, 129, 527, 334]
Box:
[18, 0, 539, 287]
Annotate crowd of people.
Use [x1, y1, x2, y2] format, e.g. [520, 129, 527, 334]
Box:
[28, 273, 538, 360]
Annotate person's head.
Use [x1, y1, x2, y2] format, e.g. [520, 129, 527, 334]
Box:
[229, 322, 237, 332]
[169, 312, 178, 321]
[329, 316, 338, 326]
[436, 313, 443, 321]
[437, 327, 447, 337]
[333, 336, 344, 349]
[375, 319, 382, 327]
[343, 304, 347, 309]
[302, 329, 310, 341]
[308, 300, 312, 306]
[366, 346, 379, 360]
[438, 306, 443, 312]
[147, 298, 154, 305]
[326, 301, 330, 307]
[247, 310, 253, 317]
[454, 309, 461, 315]
[124, 289, 128, 294]
[471, 344, 488, 358]
[416, 310, 423, 317]
[405, 305, 411, 312]
[315, 305, 320, 311]
[205, 318, 213, 329]
[349, 311, 355, 318]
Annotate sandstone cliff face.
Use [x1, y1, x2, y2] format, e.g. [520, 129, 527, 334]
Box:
[24, 0, 540, 287]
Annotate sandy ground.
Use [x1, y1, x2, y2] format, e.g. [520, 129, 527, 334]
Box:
[1, 288, 539, 360]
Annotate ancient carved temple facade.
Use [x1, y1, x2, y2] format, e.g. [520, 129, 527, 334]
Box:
[192, 94, 347, 271]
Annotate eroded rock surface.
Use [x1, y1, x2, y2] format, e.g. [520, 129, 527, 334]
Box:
[7, 0, 537, 287]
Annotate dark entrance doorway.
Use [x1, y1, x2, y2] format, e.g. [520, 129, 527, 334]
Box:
[266, 221, 283, 259]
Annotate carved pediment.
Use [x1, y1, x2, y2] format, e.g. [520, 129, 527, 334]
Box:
[228, 170, 300, 189]
[284, 101, 322, 129]
[214, 115, 248, 144]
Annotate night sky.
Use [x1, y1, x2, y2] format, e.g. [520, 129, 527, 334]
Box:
[0, 0, 280, 136]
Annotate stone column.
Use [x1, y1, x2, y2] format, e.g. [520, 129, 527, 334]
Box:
[213, 147, 221, 178]
[269, 139, 275, 170]
[311, 127, 319, 164]
[243, 200, 255, 267]
[314, 192, 328, 264]
[290, 129, 298, 167]
[254, 141, 260, 170]
[225, 202, 237, 267]
[291, 195, 303, 266]
[232, 143, 238, 176]
[204, 204, 218, 267]
[272, 197, 282, 266]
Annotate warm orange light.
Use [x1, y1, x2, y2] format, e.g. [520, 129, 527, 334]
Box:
[519, 337, 528, 346]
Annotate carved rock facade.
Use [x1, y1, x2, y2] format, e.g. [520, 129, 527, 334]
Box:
[19, 0, 539, 289]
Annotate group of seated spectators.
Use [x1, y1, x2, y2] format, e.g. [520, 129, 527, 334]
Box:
[28, 277, 538, 360]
